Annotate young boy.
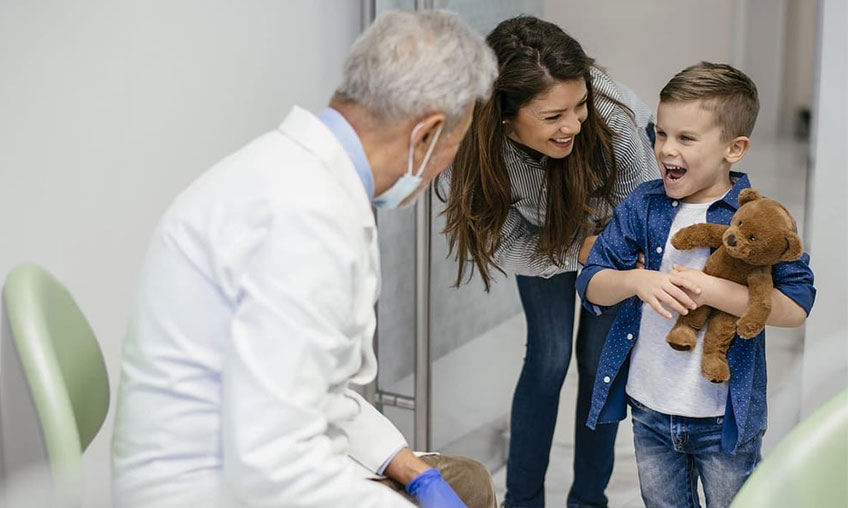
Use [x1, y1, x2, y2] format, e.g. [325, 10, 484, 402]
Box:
[575, 62, 816, 508]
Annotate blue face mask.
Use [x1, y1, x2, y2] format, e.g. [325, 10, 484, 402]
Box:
[373, 122, 443, 209]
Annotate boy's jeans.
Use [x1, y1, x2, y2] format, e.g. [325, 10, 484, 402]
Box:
[629, 397, 762, 508]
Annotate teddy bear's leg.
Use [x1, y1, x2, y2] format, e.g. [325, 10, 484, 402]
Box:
[736, 269, 773, 339]
[666, 306, 711, 351]
[701, 311, 738, 383]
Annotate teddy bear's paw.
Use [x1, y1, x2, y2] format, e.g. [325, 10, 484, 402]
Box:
[702, 355, 730, 383]
[671, 231, 695, 251]
[736, 317, 765, 339]
[666, 325, 697, 351]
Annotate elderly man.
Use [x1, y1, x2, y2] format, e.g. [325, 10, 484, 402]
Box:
[111, 9, 498, 508]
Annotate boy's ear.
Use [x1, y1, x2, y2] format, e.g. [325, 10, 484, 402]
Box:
[724, 135, 751, 164]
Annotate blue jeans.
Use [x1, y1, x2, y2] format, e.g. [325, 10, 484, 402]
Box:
[629, 397, 763, 508]
[505, 271, 620, 508]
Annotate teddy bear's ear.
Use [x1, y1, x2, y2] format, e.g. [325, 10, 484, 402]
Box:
[738, 188, 762, 206]
[781, 231, 804, 262]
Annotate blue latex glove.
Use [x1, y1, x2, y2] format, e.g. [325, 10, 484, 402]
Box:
[405, 468, 468, 508]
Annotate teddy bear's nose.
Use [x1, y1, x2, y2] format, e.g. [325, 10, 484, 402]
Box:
[727, 234, 737, 247]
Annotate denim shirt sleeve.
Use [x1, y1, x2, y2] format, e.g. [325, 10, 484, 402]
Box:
[772, 252, 816, 315]
[577, 188, 647, 315]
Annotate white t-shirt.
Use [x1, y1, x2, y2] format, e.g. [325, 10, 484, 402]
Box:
[626, 201, 729, 417]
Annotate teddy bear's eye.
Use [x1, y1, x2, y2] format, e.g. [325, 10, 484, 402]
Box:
[738, 221, 743, 226]
[749, 234, 756, 241]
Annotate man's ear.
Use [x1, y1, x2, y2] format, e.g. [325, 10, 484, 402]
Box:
[725, 135, 751, 164]
[781, 231, 804, 262]
[413, 113, 446, 148]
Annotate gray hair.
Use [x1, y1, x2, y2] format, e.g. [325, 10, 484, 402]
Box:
[336, 9, 498, 129]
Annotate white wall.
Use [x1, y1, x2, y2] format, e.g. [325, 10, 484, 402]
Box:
[781, 0, 818, 135]
[543, 0, 794, 139]
[741, 0, 788, 138]
[801, 0, 848, 417]
[543, 0, 736, 114]
[0, 1, 361, 506]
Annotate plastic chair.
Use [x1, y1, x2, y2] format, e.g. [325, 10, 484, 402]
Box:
[0, 263, 109, 507]
[730, 387, 848, 508]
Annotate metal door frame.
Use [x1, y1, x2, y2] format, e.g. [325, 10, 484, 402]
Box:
[361, 0, 435, 451]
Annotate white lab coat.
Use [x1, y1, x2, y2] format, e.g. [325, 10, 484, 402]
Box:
[112, 107, 414, 507]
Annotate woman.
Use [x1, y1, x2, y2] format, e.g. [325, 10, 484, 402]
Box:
[438, 16, 658, 508]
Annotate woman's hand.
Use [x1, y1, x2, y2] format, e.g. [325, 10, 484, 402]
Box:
[626, 269, 701, 319]
[578, 235, 598, 265]
[579, 235, 645, 269]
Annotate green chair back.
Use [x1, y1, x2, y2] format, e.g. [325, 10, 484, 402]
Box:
[731, 387, 848, 508]
[0, 263, 109, 488]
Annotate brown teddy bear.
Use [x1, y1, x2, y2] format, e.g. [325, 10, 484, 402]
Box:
[665, 188, 803, 383]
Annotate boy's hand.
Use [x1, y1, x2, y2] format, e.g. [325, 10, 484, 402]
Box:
[627, 269, 701, 319]
[670, 264, 719, 308]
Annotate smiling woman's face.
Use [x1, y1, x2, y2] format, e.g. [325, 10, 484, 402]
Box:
[505, 78, 589, 159]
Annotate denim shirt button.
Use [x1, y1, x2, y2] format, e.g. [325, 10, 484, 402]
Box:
[603, 376, 611, 383]
[656, 246, 663, 254]
[626, 333, 634, 340]
[672, 200, 679, 207]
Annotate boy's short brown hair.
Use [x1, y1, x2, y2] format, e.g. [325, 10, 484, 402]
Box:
[660, 62, 759, 141]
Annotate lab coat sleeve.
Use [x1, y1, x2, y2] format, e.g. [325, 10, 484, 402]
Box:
[221, 200, 414, 508]
[342, 389, 409, 474]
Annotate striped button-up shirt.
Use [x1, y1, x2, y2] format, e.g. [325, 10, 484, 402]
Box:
[495, 67, 660, 277]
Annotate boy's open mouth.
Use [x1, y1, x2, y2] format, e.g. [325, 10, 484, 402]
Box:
[664, 164, 687, 181]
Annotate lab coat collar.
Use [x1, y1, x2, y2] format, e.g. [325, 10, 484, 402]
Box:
[277, 106, 376, 228]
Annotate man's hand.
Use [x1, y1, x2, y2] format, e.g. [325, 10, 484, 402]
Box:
[406, 469, 467, 508]
[626, 269, 701, 319]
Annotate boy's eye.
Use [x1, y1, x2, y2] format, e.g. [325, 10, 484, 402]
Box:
[656, 131, 667, 138]
[680, 135, 694, 142]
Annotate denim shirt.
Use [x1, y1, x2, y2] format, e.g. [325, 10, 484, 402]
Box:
[576, 172, 816, 453]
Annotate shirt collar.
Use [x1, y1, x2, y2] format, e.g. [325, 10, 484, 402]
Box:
[647, 171, 750, 209]
[504, 136, 549, 168]
[317, 107, 374, 200]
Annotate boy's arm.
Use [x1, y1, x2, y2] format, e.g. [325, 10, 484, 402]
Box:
[671, 253, 816, 327]
[576, 188, 699, 318]
[576, 193, 644, 314]
[586, 268, 700, 319]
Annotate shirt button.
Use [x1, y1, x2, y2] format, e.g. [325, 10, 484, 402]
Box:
[603, 376, 611, 383]
[627, 333, 634, 340]
[656, 246, 663, 254]
[672, 200, 679, 207]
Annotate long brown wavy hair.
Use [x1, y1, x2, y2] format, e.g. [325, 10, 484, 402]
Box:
[437, 16, 622, 291]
